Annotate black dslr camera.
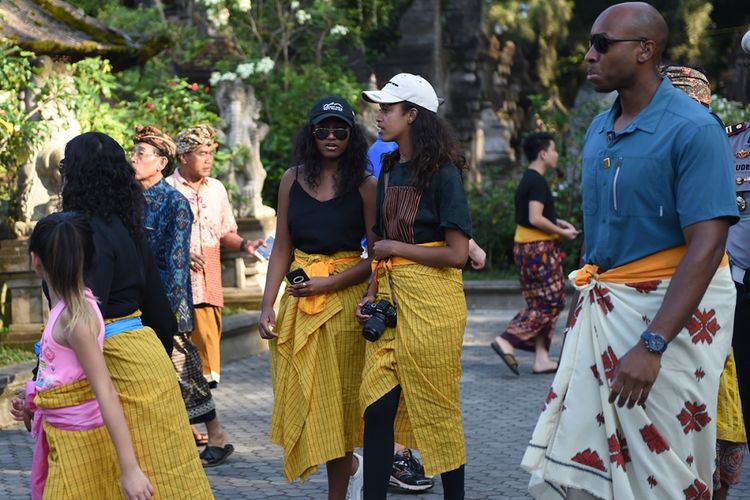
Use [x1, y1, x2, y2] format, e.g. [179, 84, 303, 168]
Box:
[361, 300, 397, 342]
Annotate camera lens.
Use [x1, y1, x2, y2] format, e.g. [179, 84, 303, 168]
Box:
[292, 275, 304, 284]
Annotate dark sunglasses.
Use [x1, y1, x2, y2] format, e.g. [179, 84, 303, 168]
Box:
[313, 127, 349, 140]
[589, 33, 648, 54]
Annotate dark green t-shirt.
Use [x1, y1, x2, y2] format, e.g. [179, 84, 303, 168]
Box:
[374, 162, 472, 243]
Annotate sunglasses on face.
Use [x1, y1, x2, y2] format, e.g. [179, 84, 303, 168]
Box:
[313, 127, 349, 141]
[589, 33, 648, 54]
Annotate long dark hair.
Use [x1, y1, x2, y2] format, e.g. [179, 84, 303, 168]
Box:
[29, 212, 98, 335]
[381, 102, 466, 191]
[292, 120, 369, 196]
[61, 132, 144, 238]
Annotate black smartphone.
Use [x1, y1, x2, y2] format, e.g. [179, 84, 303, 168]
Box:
[285, 268, 310, 285]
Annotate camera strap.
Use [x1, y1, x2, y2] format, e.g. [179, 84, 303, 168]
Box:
[367, 171, 399, 310]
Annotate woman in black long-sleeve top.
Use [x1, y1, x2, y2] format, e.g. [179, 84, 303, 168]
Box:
[59, 132, 213, 498]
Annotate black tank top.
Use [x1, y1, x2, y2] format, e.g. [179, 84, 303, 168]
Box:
[287, 176, 367, 255]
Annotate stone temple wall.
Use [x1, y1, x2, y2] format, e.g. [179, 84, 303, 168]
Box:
[371, 0, 524, 183]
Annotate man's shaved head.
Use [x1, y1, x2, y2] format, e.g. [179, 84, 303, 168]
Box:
[595, 2, 669, 62]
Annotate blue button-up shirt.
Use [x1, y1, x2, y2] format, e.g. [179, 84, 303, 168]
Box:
[581, 78, 738, 269]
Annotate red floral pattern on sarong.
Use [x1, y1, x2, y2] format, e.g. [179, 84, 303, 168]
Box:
[694, 368, 705, 381]
[677, 402, 711, 434]
[601, 346, 618, 384]
[685, 309, 719, 345]
[589, 285, 614, 314]
[648, 475, 658, 488]
[625, 280, 661, 293]
[591, 364, 603, 386]
[608, 430, 630, 470]
[543, 388, 557, 411]
[596, 412, 605, 426]
[683, 479, 710, 500]
[640, 424, 669, 453]
[571, 449, 606, 472]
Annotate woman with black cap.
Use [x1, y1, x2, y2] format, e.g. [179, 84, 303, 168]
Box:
[259, 96, 377, 499]
[358, 73, 472, 499]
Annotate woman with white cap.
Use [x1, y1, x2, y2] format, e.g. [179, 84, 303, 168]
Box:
[259, 96, 377, 500]
[358, 74, 472, 499]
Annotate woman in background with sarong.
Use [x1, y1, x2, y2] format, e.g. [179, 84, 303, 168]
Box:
[132, 125, 233, 467]
[358, 73, 472, 500]
[60, 132, 212, 498]
[258, 96, 376, 499]
[491, 132, 579, 376]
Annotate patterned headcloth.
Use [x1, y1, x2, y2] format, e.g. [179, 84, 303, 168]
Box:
[175, 124, 218, 155]
[133, 125, 176, 158]
[661, 65, 711, 107]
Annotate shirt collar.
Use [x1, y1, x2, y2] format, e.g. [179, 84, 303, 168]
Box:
[173, 168, 208, 188]
[598, 77, 674, 135]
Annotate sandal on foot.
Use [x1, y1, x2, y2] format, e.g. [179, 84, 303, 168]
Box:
[200, 444, 234, 467]
[491, 340, 520, 376]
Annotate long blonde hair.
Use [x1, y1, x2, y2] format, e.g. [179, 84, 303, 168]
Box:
[29, 212, 99, 336]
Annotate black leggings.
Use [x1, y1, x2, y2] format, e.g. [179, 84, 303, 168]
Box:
[363, 385, 465, 500]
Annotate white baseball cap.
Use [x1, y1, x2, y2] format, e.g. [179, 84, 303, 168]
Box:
[362, 73, 440, 113]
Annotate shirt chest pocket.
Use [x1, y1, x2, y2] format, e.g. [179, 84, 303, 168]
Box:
[581, 158, 599, 215]
[612, 156, 675, 218]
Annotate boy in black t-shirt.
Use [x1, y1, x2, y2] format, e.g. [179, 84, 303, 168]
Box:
[491, 133, 579, 375]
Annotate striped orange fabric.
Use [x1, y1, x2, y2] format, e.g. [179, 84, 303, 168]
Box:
[269, 249, 366, 483]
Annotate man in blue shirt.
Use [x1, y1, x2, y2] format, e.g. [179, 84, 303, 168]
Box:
[522, 3, 738, 498]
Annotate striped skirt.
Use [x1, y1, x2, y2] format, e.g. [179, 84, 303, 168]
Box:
[360, 262, 467, 476]
[34, 380, 120, 499]
[269, 250, 366, 483]
[104, 326, 213, 499]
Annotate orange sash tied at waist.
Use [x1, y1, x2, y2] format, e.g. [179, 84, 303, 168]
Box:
[294, 253, 361, 315]
[573, 246, 729, 287]
[370, 241, 446, 274]
[514, 224, 559, 243]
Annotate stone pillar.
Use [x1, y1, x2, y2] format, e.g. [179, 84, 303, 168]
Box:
[0, 240, 45, 350]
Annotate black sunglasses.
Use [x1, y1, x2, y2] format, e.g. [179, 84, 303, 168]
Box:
[313, 127, 349, 140]
[589, 33, 648, 54]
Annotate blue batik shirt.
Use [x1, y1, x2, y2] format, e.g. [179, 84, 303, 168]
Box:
[581, 78, 739, 270]
[143, 179, 195, 333]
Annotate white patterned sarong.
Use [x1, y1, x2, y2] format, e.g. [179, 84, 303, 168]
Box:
[522, 250, 735, 500]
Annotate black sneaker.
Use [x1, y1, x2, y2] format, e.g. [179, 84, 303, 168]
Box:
[389, 448, 434, 492]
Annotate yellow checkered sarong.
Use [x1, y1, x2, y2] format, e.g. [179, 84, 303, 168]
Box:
[102, 322, 213, 499]
[360, 252, 467, 476]
[35, 380, 121, 499]
[269, 250, 366, 483]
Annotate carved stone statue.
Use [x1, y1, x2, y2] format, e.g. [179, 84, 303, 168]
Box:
[215, 79, 274, 218]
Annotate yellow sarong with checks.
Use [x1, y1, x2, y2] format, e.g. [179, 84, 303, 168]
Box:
[102, 321, 213, 499]
[360, 244, 467, 477]
[269, 250, 366, 483]
[35, 380, 120, 499]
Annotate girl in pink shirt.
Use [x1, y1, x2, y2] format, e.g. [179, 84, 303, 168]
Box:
[16, 212, 153, 500]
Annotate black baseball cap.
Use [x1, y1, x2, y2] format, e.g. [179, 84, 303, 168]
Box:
[309, 96, 355, 127]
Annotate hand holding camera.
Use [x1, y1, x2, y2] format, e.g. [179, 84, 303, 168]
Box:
[360, 299, 397, 342]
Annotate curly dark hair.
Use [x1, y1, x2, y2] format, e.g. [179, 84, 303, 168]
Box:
[292, 119, 369, 196]
[381, 102, 466, 191]
[61, 132, 144, 238]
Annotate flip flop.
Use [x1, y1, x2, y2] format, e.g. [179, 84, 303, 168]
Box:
[491, 340, 520, 376]
[200, 444, 234, 467]
[194, 433, 208, 447]
[532, 367, 558, 375]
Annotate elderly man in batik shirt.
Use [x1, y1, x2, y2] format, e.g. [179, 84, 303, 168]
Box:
[167, 125, 263, 387]
[133, 125, 236, 466]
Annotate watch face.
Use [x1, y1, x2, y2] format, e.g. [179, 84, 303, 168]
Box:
[648, 335, 666, 353]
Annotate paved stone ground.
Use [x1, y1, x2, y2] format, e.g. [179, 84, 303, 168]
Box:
[1, 309, 749, 499]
